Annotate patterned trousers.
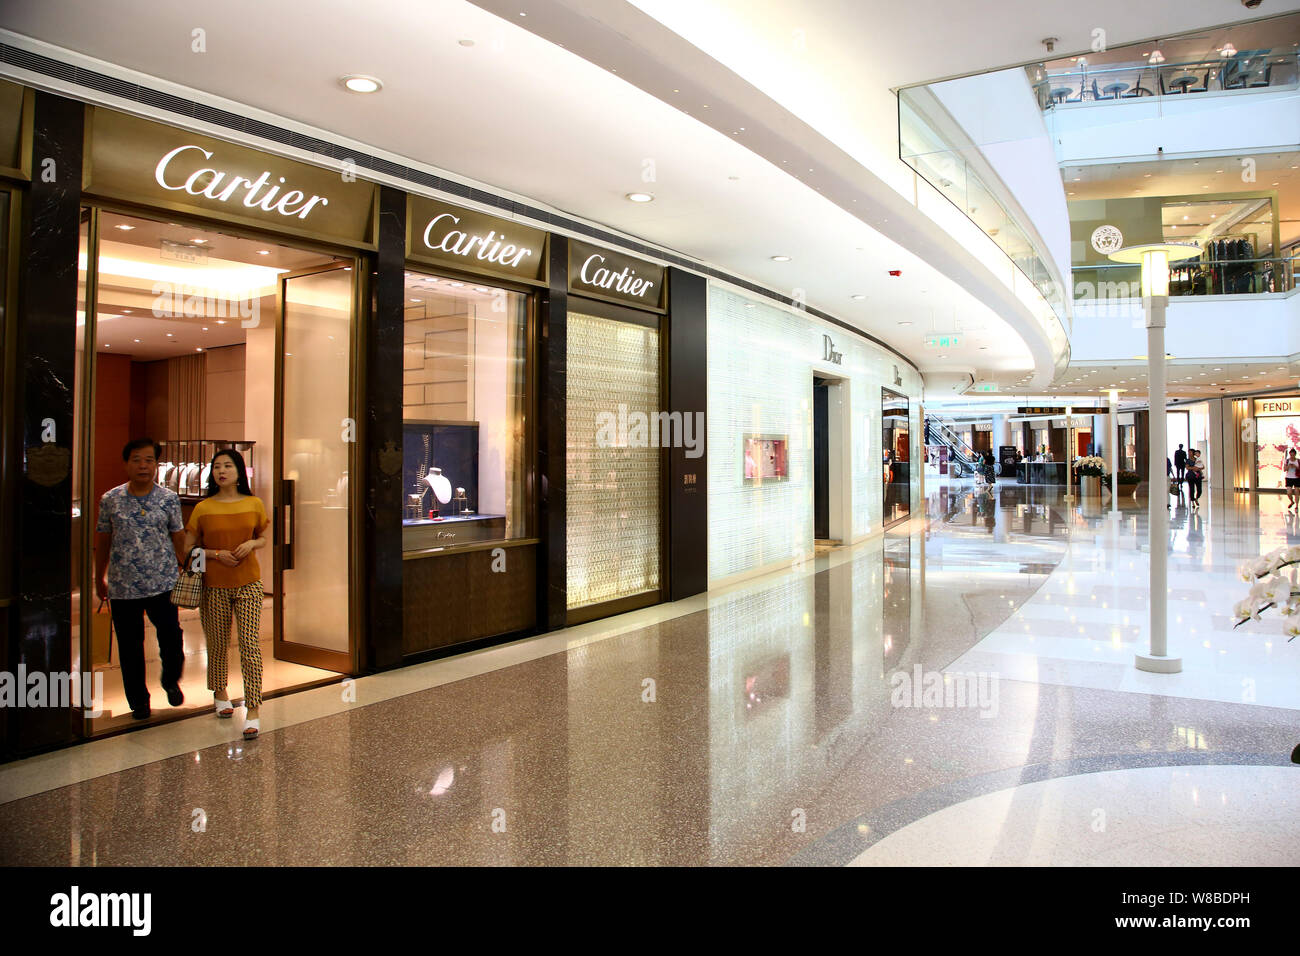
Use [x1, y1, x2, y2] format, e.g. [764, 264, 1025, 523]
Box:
[200, 581, 264, 709]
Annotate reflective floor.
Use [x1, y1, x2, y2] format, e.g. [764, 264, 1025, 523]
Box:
[1, 480, 1297, 866]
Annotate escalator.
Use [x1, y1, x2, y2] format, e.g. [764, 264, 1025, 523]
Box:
[925, 418, 985, 478]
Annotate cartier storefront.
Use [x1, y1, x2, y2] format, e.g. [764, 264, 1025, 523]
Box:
[1, 86, 709, 759]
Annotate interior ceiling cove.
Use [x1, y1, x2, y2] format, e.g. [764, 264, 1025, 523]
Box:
[3, 0, 1291, 391]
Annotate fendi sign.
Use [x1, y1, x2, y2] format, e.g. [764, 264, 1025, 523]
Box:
[84, 108, 377, 246]
[568, 240, 665, 310]
[407, 196, 547, 282]
[1255, 398, 1298, 417]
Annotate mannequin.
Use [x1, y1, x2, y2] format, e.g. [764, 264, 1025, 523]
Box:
[423, 466, 452, 504]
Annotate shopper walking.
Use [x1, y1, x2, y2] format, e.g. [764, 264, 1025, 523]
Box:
[94, 438, 187, 719]
[1186, 450, 1204, 507]
[1174, 444, 1187, 482]
[1285, 449, 1300, 511]
[181, 449, 269, 739]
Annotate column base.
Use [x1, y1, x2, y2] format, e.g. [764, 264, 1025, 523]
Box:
[1135, 653, 1183, 673]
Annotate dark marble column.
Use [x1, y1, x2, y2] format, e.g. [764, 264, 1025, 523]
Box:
[666, 268, 708, 601]
[361, 186, 406, 671]
[8, 92, 83, 756]
[537, 235, 567, 630]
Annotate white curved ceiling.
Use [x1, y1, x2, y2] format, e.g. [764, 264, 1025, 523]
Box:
[3, 0, 1288, 391]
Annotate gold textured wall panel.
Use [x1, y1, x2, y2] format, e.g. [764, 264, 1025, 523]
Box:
[566, 311, 660, 609]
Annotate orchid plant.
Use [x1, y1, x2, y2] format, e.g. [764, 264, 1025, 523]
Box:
[1075, 455, 1108, 477]
[1234, 546, 1300, 640]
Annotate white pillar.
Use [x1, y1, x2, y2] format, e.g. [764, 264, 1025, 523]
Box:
[1137, 296, 1181, 672]
[1109, 389, 1120, 517]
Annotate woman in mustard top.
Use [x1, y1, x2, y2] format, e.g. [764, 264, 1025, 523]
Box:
[182, 449, 269, 739]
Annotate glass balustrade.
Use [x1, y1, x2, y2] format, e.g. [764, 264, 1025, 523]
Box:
[1031, 52, 1300, 109]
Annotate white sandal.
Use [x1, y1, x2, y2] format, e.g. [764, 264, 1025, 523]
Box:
[242, 718, 260, 740]
[214, 698, 235, 718]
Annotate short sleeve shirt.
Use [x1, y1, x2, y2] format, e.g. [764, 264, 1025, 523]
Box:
[186, 496, 269, 590]
[96, 483, 183, 600]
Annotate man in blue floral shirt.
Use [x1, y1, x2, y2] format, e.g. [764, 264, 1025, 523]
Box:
[94, 438, 187, 720]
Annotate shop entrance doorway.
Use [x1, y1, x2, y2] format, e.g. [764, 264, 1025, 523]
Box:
[74, 209, 354, 734]
[813, 372, 850, 547]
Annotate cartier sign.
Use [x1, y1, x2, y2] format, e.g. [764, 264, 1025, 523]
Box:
[407, 196, 547, 282]
[568, 240, 666, 310]
[84, 108, 377, 245]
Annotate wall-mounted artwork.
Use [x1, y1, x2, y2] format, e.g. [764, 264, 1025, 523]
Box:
[744, 434, 789, 482]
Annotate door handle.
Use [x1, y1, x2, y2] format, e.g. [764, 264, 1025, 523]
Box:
[282, 479, 295, 571]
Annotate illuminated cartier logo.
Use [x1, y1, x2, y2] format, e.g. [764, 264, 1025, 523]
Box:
[579, 253, 655, 298]
[154, 145, 330, 219]
[422, 213, 533, 268]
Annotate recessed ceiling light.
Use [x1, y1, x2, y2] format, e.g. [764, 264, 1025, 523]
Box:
[410, 298, 421, 303]
[898, 321, 913, 326]
[195, 348, 203, 352]
[744, 303, 756, 309]
[449, 281, 464, 287]
[851, 294, 866, 300]
[103, 343, 110, 348]
[114, 224, 134, 231]
[191, 238, 207, 244]
[340, 74, 383, 93]
[625, 192, 654, 203]
[166, 332, 173, 337]
[474, 287, 489, 292]
[770, 255, 791, 262]
[133, 338, 140, 343]
[256, 250, 270, 255]
[201, 327, 208, 331]
[216, 320, 227, 325]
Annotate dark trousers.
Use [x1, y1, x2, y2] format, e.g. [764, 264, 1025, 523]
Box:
[109, 590, 184, 711]
[1175, 464, 1186, 481]
[1187, 475, 1203, 500]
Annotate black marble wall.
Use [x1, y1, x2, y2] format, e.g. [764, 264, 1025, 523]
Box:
[362, 185, 405, 671]
[7, 93, 83, 756]
[667, 268, 708, 602]
[538, 235, 567, 630]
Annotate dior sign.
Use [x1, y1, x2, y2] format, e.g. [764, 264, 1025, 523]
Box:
[822, 335, 842, 365]
[154, 145, 330, 220]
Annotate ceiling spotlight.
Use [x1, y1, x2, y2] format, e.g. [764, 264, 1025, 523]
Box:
[770, 255, 791, 262]
[191, 238, 207, 244]
[625, 192, 654, 203]
[256, 250, 270, 256]
[114, 224, 135, 231]
[340, 74, 383, 93]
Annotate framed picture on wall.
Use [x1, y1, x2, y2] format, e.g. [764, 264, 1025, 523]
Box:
[743, 434, 789, 482]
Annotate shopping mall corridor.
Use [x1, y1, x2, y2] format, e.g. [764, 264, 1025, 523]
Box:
[1, 481, 1297, 866]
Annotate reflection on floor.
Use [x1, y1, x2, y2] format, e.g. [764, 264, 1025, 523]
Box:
[4, 481, 1298, 866]
[71, 592, 333, 731]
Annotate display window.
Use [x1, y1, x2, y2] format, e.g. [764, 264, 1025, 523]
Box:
[74, 206, 356, 733]
[1254, 397, 1300, 490]
[882, 388, 910, 525]
[401, 270, 530, 551]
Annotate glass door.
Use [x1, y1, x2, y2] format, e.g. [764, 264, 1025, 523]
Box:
[274, 264, 356, 671]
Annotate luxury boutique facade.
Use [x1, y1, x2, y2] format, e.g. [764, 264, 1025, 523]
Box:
[0, 80, 923, 760]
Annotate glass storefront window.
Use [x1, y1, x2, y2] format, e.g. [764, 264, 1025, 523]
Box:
[401, 271, 529, 550]
[882, 389, 910, 525]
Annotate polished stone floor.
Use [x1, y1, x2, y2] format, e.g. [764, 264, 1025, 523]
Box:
[1, 480, 1297, 866]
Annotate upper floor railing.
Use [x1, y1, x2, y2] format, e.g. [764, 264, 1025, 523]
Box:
[1031, 51, 1299, 110]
